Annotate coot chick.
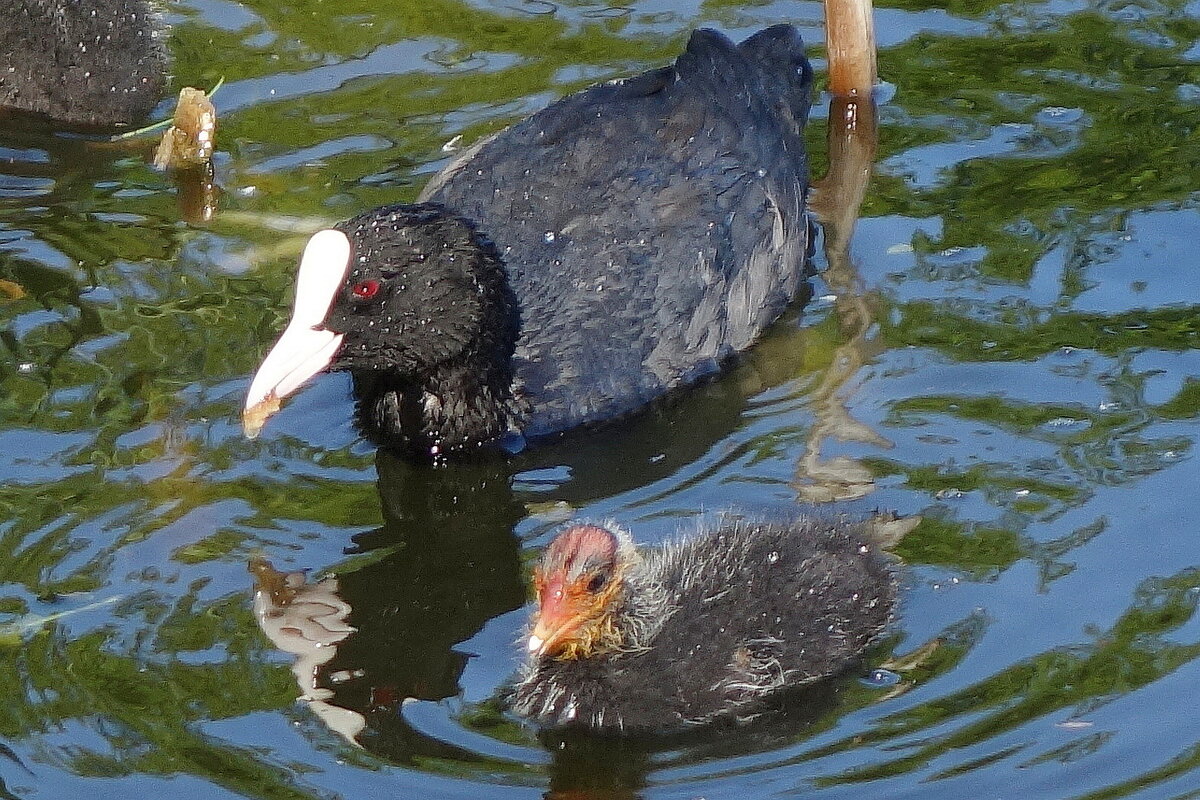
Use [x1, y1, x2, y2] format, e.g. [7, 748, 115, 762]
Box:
[244, 25, 814, 458]
[510, 518, 895, 732]
[0, 0, 166, 126]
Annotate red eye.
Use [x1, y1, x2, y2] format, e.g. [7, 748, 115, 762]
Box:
[352, 279, 380, 300]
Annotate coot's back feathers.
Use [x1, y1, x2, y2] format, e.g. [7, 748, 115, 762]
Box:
[0, 0, 166, 126]
[419, 25, 814, 440]
[511, 517, 894, 732]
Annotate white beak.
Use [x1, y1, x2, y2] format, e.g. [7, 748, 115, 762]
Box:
[243, 229, 352, 437]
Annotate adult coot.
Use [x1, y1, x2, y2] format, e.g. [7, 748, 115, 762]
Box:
[510, 519, 895, 731]
[0, 0, 166, 126]
[244, 25, 815, 458]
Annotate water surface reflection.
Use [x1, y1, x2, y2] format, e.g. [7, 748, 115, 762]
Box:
[4, 0, 1200, 797]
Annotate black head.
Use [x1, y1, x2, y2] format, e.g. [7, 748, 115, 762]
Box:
[326, 205, 516, 377]
[243, 203, 521, 457]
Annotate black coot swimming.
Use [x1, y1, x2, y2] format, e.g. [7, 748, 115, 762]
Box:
[510, 518, 895, 731]
[244, 25, 815, 459]
[0, 0, 166, 126]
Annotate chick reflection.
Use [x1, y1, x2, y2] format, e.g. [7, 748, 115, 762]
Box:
[252, 450, 525, 761]
[542, 734, 646, 800]
[538, 682, 842, 800]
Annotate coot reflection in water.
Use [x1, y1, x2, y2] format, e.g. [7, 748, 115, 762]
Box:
[268, 452, 526, 764]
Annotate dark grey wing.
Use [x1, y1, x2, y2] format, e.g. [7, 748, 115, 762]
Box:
[421, 26, 813, 438]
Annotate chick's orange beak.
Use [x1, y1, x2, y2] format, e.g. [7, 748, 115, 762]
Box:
[528, 575, 581, 657]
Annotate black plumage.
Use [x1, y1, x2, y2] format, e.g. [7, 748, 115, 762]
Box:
[510, 518, 895, 732]
[245, 25, 815, 458]
[0, 0, 166, 126]
[327, 208, 522, 455]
